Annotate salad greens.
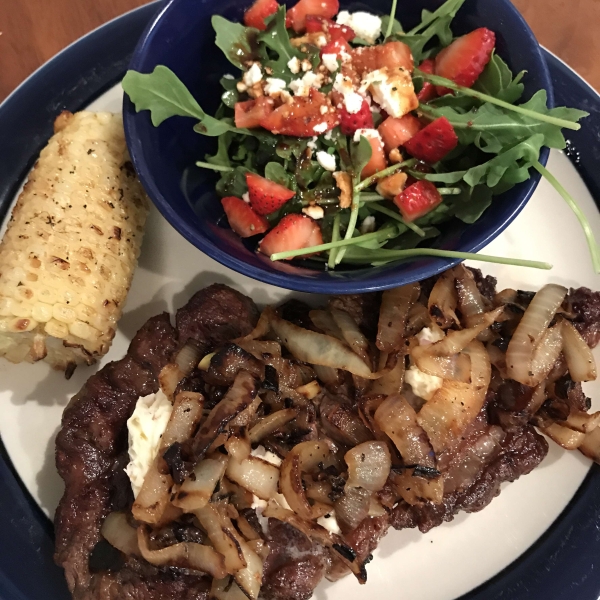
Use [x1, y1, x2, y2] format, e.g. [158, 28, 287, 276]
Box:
[122, 0, 599, 273]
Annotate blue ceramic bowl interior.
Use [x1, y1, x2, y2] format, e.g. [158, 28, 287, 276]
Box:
[124, 0, 553, 294]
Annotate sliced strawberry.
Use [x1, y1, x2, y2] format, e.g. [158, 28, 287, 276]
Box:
[417, 58, 437, 103]
[351, 41, 414, 76]
[234, 97, 274, 128]
[286, 0, 339, 33]
[244, 0, 279, 30]
[361, 135, 387, 179]
[222, 196, 269, 237]
[339, 99, 373, 135]
[305, 15, 355, 40]
[260, 89, 338, 137]
[403, 117, 458, 164]
[435, 28, 495, 94]
[246, 173, 295, 216]
[394, 181, 442, 222]
[320, 36, 352, 58]
[259, 214, 323, 258]
[378, 114, 422, 152]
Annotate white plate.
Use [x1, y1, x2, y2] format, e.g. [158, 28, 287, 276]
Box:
[1, 84, 599, 600]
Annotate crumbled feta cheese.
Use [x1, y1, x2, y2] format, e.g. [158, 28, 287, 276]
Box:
[264, 77, 287, 96]
[333, 73, 354, 95]
[405, 365, 443, 401]
[251, 445, 283, 466]
[343, 91, 364, 114]
[125, 390, 173, 497]
[317, 513, 341, 535]
[307, 136, 318, 150]
[336, 11, 382, 44]
[361, 67, 418, 118]
[416, 327, 445, 346]
[321, 53, 339, 72]
[289, 71, 323, 97]
[223, 73, 235, 80]
[302, 205, 325, 219]
[339, 50, 352, 63]
[324, 129, 333, 141]
[313, 122, 329, 134]
[353, 128, 381, 143]
[301, 58, 313, 71]
[243, 63, 263, 87]
[333, 73, 365, 114]
[360, 215, 376, 234]
[242, 192, 250, 203]
[320, 105, 328, 115]
[316, 151, 337, 172]
[287, 56, 301, 74]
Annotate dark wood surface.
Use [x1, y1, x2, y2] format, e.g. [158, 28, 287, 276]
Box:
[0, 0, 598, 101]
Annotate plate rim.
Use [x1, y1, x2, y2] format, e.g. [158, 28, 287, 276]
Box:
[0, 5, 600, 600]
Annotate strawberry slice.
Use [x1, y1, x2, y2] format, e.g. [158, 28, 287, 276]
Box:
[378, 114, 422, 152]
[246, 173, 296, 216]
[403, 117, 458, 163]
[361, 134, 387, 178]
[351, 41, 414, 76]
[339, 99, 373, 135]
[393, 180, 442, 222]
[244, 0, 279, 30]
[320, 36, 352, 58]
[434, 28, 496, 94]
[234, 97, 274, 128]
[416, 58, 437, 103]
[305, 15, 355, 40]
[260, 89, 338, 137]
[259, 214, 323, 258]
[286, 0, 339, 33]
[222, 196, 269, 237]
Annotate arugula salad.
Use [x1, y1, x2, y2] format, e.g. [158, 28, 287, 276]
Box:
[123, 0, 600, 272]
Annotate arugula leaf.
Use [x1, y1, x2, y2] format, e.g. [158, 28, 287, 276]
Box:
[452, 185, 493, 223]
[265, 162, 293, 188]
[407, 0, 467, 35]
[215, 166, 252, 197]
[220, 75, 241, 108]
[257, 7, 302, 81]
[350, 136, 373, 178]
[473, 51, 525, 103]
[212, 15, 258, 70]
[205, 131, 233, 168]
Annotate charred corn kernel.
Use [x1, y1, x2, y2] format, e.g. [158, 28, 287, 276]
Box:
[0, 111, 149, 372]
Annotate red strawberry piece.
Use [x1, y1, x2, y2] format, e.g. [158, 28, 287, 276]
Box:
[260, 89, 339, 137]
[259, 214, 323, 258]
[339, 99, 373, 135]
[351, 41, 414, 76]
[361, 134, 387, 178]
[417, 58, 438, 103]
[244, 0, 279, 30]
[377, 114, 422, 152]
[286, 0, 339, 33]
[393, 180, 443, 222]
[320, 36, 352, 58]
[221, 196, 269, 237]
[435, 27, 496, 94]
[305, 15, 355, 40]
[234, 97, 275, 128]
[403, 116, 458, 163]
[246, 173, 295, 216]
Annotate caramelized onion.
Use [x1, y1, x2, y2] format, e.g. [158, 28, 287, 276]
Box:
[506, 284, 567, 386]
[234, 308, 272, 343]
[174, 455, 228, 511]
[137, 526, 228, 579]
[557, 409, 600, 434]
[428, 269, 459, 329]
[310, 310, 344, 339]
[101, 512, 139, 556]
[237, 340, 282, 359]
[331, 308, 372, 368]
[578, 426, 600, 463]
[562, 320, 598, 382]
[335, 487, 372, 532]
[248, 408, 298, 443]
[414, 353, 471, 382]
[390, 469, 444, 505]
[377, 283, 420, 353]
[345, 441, 391, 492]
[538, 422, 586, 450]
[455, 266, 486, 327]
[210, 578, 249, 600]
[160, 342, 202, 399]
[369, 351, 405, 396]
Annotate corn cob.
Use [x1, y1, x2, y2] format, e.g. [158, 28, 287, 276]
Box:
[0, 111, 149, 373]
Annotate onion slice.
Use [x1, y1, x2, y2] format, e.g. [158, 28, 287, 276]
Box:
[345, 442, 391, 492]
[369, 351, 405, 396]
[562, 320, 598, 382]
[101, 512, 139, 556]
[331, 308, 372, 368]
[248, 408, 298, 443]
[428, 270, 460, 329]
[335, 487, 372, 532]
[538, 422, 586, 450]
[377, 283, 420, 353]
[578, 426, 600, 463]
[173, 454, 228, 511]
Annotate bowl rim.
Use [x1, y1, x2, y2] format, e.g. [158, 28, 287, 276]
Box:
[123, 0, 553, 294]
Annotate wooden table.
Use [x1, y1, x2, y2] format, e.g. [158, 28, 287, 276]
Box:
[0, 0, 598, 101]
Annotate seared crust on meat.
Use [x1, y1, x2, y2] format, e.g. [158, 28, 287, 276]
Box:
[54, 285, 259, 600]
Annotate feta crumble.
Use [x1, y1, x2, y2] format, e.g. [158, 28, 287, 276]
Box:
[243, 63, 263, 87]
[361, 67, 418, 118]
[242, 192, 250, 204]
[313, 122, 329, 134]
[125, 390, 173, 497]
[303, 205, 325, 219]
[336, 11, 382, 44]
[289, 71, 323, 97]
[333, 73, 364, 114]
[360, 215, 376, 234]
[405, 365, 443, 401]
[321, 53, 339, 72]
[316, 150, 337, 172]
[307, 136, 318, 150]
[287, 56, 301, 74]
[416, 327, 445, 346]
[264, 77, 287, 96]
[343, 91, 364, 114]
[353, 128, 381, 143]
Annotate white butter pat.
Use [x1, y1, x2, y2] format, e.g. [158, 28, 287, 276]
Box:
[317, 512, 341, 535]
[125, 390, 172, 497]
[316, 151, 337, 172]
[336, 11, 382, 44]
[251, 445, 283, 466]
[405, 365, 443, 401]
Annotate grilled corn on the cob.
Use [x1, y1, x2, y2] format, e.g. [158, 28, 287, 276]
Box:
[0, 111, 149, 372]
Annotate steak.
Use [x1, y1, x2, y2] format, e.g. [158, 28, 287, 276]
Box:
[55, 285, 259, 600]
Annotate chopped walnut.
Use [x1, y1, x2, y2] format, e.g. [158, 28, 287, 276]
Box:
[333, 171, 353, 209]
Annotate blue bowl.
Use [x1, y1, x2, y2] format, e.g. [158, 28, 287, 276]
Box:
[123, 0, 552, 294]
